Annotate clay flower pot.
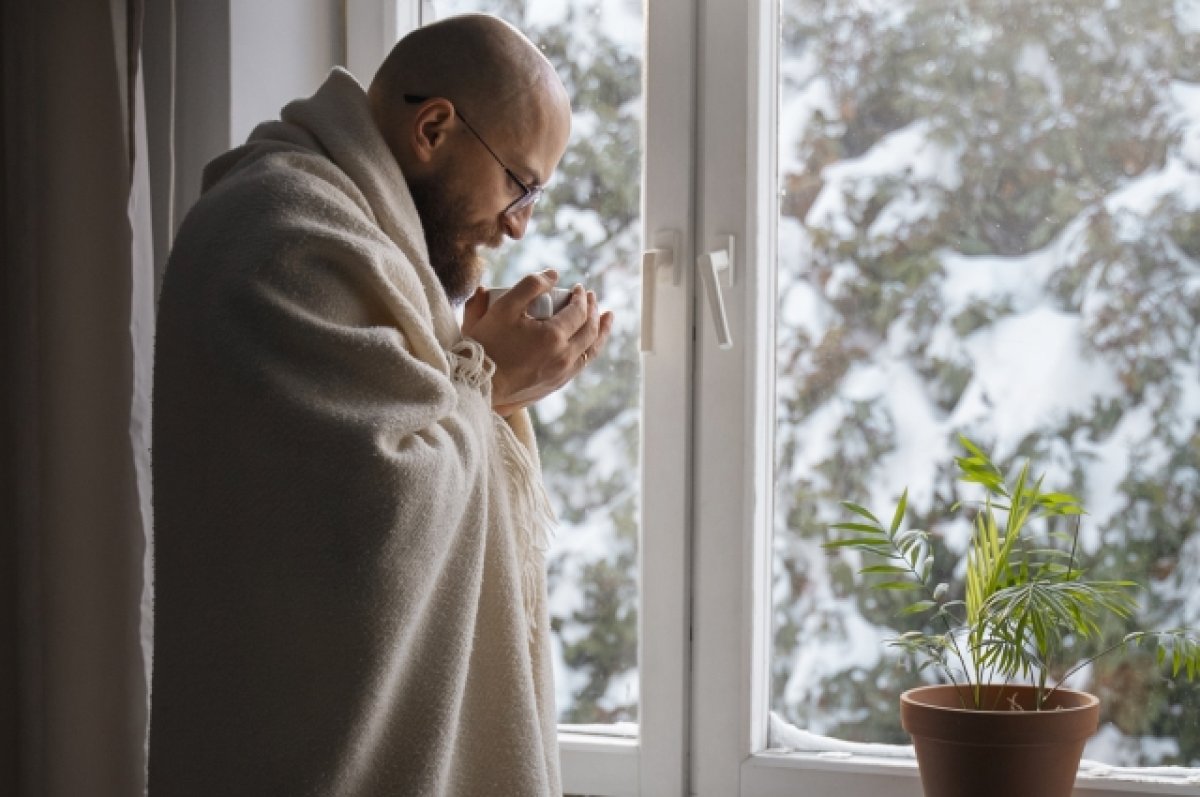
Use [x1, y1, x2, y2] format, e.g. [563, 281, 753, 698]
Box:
[900, 684, 1100, 797]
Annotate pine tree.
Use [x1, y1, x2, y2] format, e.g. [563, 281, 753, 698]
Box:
[775, 0, 1200, 764]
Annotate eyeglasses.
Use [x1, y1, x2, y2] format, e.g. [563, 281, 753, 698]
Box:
[404, 94, 544, 217]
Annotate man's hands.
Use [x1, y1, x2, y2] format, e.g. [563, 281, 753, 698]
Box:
[462, 270, 614, 416]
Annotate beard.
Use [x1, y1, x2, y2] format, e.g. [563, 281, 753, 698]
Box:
[407, 175, 500, 304]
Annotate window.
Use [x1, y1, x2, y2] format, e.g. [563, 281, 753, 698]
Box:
[770, 0, 1200, 774]
[372, 1, 692, 793]
[361, 0, 1200, 794]
[426, 0, 646, 732]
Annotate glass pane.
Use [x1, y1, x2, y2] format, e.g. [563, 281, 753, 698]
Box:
[426, 0, 643, 727]
[772, 0, 1200, 768]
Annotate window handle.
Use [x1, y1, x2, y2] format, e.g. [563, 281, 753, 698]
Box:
[640, 230, 679, 354]
[699, 236, 735, 350]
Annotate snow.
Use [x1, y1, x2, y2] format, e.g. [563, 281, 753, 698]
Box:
[780, 593, 892, 713]
[778, 51, 836, 175]
[777, 219, 827, 338]
[1106, 154, 1200, 221]
[1171, 81, 1200, 167]
[1015, 42, 1064, 108]
[937, 248, 1057, 319]
[553, 206, 609, 248]
[952, 307, 1123, 454]
[1156, 528, 1200, 628]
[599, 666, 639, 711]
[774, 524, 928, 726]
[806, 121, 963, 238]
[1085, 724, 1183, 769]
[841, 358, 950, 510]
[560, 721, 637, 737]
[777, 396, 845, 490]
[582, 412, 636, 483]
[535, 389, 567, 424]
[1178, 0, 1200, 34]
[769, 712, 914, 757]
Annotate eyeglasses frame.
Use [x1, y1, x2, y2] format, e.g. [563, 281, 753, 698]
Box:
[403, 94, 544, 217]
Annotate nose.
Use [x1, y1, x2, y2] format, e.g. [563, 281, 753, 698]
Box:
[501, 204, 534, 240]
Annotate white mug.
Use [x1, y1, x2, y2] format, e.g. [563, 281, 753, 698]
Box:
[486, 286, 573, 320]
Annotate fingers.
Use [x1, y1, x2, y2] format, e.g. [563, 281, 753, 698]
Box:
[581, 310, 614, 365]
[470, 274, 613, 413]
[462, 286, 488, 329]
[566, 291, 598, 348]
[497, 269, 559, 317]
[570, 298, 614, 370]
[597, 309, 614, 347]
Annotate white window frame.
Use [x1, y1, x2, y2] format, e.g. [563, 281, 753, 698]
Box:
[692, 1, 1200, 796]
[350, 1, 1200, 795]
[351, 1, 696, 793]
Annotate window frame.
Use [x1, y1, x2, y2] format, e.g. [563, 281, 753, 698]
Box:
[692, 1, 1200, 795]
[689, 0, 778, 791]
[360, 1, 697, 793]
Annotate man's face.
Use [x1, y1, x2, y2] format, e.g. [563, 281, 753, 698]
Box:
[406, 87, 571, 303]
[407, 171, 503, 303]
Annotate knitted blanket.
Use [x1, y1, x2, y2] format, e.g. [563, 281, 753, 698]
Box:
[148, 68, 560, 796]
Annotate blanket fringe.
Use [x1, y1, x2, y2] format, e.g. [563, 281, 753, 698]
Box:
[448, 338, 496, 394]
[493, 415, 557, 645]
[449, 338, 556, 644]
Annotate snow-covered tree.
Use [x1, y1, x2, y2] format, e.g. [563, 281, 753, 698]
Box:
[775, 0, 1200, 765]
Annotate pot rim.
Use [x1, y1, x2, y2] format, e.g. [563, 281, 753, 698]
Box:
[900, 684, 1101, 745]
[901, 683, 1100, 715]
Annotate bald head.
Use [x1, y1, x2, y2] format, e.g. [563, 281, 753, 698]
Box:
[368, 14, 569, 143]
[365, 15, 572, 301]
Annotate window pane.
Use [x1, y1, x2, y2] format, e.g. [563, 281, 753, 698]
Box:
[426, 0, 643, 727]
[773, 0, 1200, 767]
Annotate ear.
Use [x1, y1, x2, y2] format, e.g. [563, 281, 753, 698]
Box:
[409, 98, 456, 164]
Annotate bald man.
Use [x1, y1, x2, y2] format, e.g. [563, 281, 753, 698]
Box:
[148, 14, 609, 796]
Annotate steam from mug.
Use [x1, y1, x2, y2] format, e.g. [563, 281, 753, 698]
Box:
[486, 287, 573, 320]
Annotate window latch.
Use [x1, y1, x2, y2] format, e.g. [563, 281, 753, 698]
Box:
[640, 229, 679, 354]
[699, 235, 735, 350]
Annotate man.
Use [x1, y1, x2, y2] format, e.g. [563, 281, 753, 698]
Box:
[148, 13, 611, 796]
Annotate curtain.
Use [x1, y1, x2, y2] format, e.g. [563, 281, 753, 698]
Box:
[2, 0, 156, 794]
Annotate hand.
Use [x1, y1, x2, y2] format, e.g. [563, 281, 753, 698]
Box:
[462, 270, 615, 416]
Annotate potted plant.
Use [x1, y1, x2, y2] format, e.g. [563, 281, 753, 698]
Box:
[825, 436, 1200, 797]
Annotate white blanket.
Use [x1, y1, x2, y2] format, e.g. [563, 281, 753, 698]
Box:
[149, 68, 560, 796]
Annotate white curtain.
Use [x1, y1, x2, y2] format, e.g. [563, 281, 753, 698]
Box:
[2, 0, 157, 794]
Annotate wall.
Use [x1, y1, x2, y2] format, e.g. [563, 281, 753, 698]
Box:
[163, 0, 343, 249]
[230, 0, 344, 146]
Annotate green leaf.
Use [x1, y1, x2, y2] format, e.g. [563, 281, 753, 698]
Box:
[898, 600, 938, 616]
[859, 564, 910, 575]
[829, 522, 885, 534]
[876, 581, 924, 591]
[824, 537, 890, 549]
[889, 489, 909, 535]
[957, 434, 987, 460]
[840, 501, 881, 524]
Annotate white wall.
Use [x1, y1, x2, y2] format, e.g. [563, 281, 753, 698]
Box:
[230, 0, 343, 146]
[166, 0, 343, 231]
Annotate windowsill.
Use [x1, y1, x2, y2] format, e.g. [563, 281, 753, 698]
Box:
[744, 751, 1200, 796]
[559, 728, 638, 796]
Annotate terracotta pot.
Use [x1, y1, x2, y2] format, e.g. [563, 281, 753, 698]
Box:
[900, 684, 1099, 797]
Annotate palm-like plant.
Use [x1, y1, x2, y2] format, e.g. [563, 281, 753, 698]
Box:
[826, 436, 1200, 710]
